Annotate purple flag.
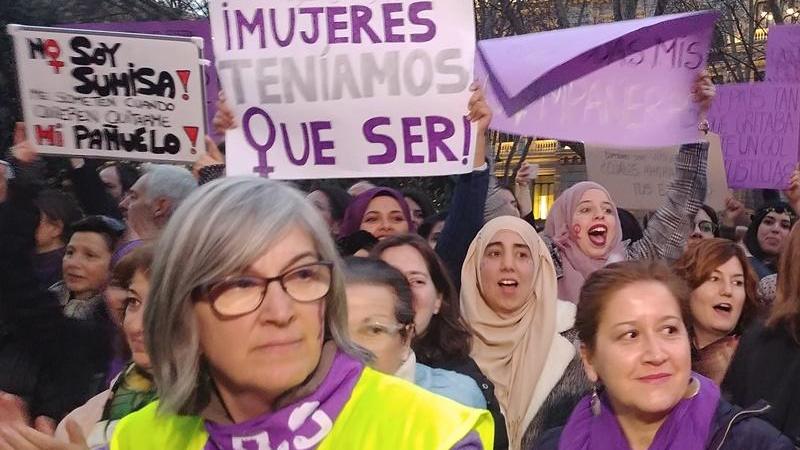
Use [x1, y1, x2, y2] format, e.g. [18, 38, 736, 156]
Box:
[708, 83, 800, 189]
[62, 20, 221, 141]
[477, 11, 718, 148]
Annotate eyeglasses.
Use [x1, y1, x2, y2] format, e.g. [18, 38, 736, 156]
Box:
[696, 220, 717, 234]
[353, 322, 408, 343]
[192, 262, 333, 317]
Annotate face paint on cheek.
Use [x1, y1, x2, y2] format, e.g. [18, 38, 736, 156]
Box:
[572, 225, 582, 238]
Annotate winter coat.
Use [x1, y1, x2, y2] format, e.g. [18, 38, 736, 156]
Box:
[533, 399, 793, 450]
[723, 323, 800, 446]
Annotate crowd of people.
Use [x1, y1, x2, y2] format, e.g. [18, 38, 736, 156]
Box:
[0, 69, 799, 450]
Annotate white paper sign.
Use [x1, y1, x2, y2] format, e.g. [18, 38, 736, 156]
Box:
[209, 0, 476, 179]
[9, 25, 206, 163]
[586, 133, 728, 211]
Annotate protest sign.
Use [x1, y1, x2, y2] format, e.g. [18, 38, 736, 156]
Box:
[209, 0, 476, 179]
[585, 132, 728, 211]
[707, 83, 800, 189]
[64, 20, 222, 140]
[9, 25, 207, 163]
[476, 11, 718, 148]
[765, 25, 800, 83]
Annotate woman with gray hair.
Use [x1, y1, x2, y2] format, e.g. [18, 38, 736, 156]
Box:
[0, 178, 493, 450]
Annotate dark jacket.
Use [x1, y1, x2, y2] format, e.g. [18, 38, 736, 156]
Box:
[437, 356, 509, 450]
[522, 330, 592, 449]
[0, 179, 112, 420]
[435, 166, 490, 293]
[533, 400, 793, 450]
[723, 323, 800, 446]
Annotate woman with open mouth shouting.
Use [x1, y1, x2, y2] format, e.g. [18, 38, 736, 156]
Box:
[673, 238, 760, 385]
[541, 75, 714, 304]
[461, 217, 589, 449]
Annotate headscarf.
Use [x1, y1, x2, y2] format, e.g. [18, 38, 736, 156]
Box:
[744, 201, 797, 272]
[460, 216, 558, 448]
[543, 182, 626, 303]
[337, 187, 416, 238]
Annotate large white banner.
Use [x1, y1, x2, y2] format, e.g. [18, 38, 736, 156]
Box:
[210, 1, 476, 179]
[9, 25, 207, 163]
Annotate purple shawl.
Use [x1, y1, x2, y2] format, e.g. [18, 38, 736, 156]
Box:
[542, 182, 626, 303]
[559, 374, 720, 450]
[337, 187, 416, 238]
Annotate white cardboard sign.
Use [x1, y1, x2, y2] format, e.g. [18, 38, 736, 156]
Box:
[9, 25, 206, 163]
[586, 133, 728, 211]
[209, 0, 477, 179]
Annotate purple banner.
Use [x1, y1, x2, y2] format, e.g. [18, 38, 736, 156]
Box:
[708, 83, 800, 189]
[477, 11, 718, 148]
[63, 20, 221, 141]
[766, 25, 800, 83]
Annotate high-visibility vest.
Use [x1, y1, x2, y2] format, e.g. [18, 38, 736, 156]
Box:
[110, 366, 494, 450]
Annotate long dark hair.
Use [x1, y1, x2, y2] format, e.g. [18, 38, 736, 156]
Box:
[371, 234, 473, 365]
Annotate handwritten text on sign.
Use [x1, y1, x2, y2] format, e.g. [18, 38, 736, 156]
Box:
[765, 25, 800, 83]
[9, 25, 206, 163]
[477, 11, 717, 148]
[708, 83, 800, 189]
[64, 20, 223, 141]
[210, 0, 476, 179]
[586, 133, 727, 211]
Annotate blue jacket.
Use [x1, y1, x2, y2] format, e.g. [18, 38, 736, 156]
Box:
[532, 400, 793, 450]
[415, 363, 487, 410]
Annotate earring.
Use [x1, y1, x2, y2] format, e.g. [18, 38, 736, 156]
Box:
[590, 384, 601, 417]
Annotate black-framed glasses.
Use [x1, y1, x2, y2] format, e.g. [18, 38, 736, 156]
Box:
[192, 262, 333, 317]
[696, 220, 717, 234]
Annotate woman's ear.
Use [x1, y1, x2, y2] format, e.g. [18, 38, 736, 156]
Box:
[433, 293, 443, 315]
[579, 342, 599, 384]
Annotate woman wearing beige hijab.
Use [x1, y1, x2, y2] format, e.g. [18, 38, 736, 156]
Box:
[461, 217, 590, 450]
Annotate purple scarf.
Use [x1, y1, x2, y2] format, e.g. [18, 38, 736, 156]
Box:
[203, 351, 363, 450]
[559, 374, 720, 450]
[337, 187, 416, 238]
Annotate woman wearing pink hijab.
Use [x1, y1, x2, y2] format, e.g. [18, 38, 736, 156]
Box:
[543, 76, 716, 304]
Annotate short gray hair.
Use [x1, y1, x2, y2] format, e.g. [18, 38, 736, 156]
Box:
[142, 164, 197, 213]
[145, 177, 366, 415]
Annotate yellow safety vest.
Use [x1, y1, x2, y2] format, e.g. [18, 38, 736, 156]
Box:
[111, 366, 494, 450]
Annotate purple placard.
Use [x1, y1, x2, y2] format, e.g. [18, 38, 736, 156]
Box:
[476, 11, 718, 148]
[708, 83, 800, 189]
[766, 25, 800, 83]
[62, 20, 221, 141]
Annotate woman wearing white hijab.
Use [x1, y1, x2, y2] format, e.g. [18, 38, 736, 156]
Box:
[461, 217, 589, 449]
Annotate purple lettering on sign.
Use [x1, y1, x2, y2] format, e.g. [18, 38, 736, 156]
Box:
[364, 117, 396, 164]
[282, 122, 310, 165]
[236, 9, 266, 49]
[242, 107, 276, 176]
[311, 121, 336, 165]
[327, 7, 349, 44]
[351, 5, 381, 44]
[299, 7, 324, 44]
[402, 117, 424, 163]
[270, 9, 296, 47]
[409, 2, 436, 43]
[425, 115, 457, 162]
[383, 3, 405, 43]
